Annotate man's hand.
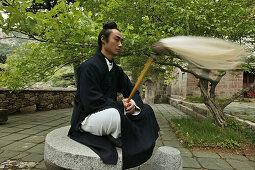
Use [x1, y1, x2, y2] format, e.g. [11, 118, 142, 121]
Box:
[122, 99, 135, 115]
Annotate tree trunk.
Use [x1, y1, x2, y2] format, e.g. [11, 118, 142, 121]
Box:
[199, 78, 227, 128]
[73, 61, 81, 87]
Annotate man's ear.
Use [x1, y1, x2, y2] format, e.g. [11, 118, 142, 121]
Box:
[101, 35, 105, 45]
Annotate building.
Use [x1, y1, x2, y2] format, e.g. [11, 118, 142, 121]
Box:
[171, 68, 255, 98]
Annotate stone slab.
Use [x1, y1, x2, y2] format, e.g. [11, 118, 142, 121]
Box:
[0, 128, 23, 133]
[178, 148, 192, 157]
[226, 159, 254, 170]
[163, 140, 181, 148]
[218, 153, 248, 161]
[44, 126, 122, 170]
[11, 152, 30, 160]
[0, 133, 30, 141]
[0, 140, 13, 148]
[197, 157, 232, 169]
[21, 153, 44, 162]
[0, 150, 20, 159]
[20, 135, 45, 144]
[0, 132, 10, 138]
[27, 144, 45, 153]
[182, 156, 201, 169]
[192, 151, 220, 158]
[18, 128, 45, 135]
[2, 141, 36, 152]
[34, 161, 47, 169]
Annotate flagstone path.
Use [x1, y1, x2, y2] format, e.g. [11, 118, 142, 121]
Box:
[0, 104, 254, 170]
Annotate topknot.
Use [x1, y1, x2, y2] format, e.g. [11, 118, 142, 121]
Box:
[103, 21, 118, 29]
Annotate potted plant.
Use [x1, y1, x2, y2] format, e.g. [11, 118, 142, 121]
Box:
[0, 109, 8, 124]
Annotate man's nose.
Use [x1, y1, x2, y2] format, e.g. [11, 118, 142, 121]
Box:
[118, 41, 122, 48]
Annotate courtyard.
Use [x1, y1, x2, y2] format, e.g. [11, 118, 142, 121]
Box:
[0, 104, 254, 170]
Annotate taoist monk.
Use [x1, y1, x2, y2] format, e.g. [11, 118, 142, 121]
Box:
[68, 21, 159, 169]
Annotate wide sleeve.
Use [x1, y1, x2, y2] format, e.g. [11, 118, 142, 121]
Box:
[78, 63, 124, 114]
[117, 67, 143, 110]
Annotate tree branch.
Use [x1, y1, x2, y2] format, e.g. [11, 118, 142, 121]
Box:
[221, 81, 255, 108]
[214, 71, 226, 83]
[210, 71, 226, 99]
[155, 61, 217, 82]
[0, 36, 35, 41]
[1, 28, 48, 42]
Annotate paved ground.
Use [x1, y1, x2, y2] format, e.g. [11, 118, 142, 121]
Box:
[193, 102, 255, 123]
[224, 102, 255, 123]
[0, 104, 255, 170]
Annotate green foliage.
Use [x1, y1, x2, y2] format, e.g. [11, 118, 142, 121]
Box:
[227, 117, 255, 143]
[49, 66, 75, 87]
[171, 117, 254, 149]
[0, 0, 254, 90]
[0, 0, 99, 89]
[217, 139, 241, 149]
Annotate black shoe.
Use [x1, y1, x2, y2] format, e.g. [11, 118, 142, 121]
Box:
[106, 135, 122, 148]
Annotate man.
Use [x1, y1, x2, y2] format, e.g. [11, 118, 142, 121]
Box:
[68, 22, 159, 169]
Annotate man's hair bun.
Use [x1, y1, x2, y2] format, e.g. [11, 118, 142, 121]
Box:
[103, 21, 118, 29]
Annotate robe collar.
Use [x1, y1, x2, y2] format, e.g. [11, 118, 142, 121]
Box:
[97, 51, 115, 72]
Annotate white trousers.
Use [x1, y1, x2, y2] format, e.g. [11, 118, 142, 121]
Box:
[80, 108, 121, 139]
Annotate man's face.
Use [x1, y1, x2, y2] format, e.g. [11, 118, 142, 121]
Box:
[102, 29, 123, 56]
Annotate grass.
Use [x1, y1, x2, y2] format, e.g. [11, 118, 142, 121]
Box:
[171, 117, 255, 149]
[185, 97, 204, 103]
[185, 97, 227, 103]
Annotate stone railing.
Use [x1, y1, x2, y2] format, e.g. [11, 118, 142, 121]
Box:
[0, 88, 76, 114]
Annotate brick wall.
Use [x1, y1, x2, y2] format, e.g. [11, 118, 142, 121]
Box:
[172, 68, 243, 98]
[0, 88, 76, 114]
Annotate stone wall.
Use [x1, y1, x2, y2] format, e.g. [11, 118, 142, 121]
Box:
[186, 70, 243, 98]
[171, 68, 243, 98]
[0, 88, 76, 114]
[1, 79, 172, 114]
[143, 79, 171, 104]
[171, 69, 188, 97]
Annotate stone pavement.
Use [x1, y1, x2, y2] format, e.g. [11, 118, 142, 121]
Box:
[0, 104, 254, 170]
[190, 102, 255, 123]
[224, 102, 255, 123]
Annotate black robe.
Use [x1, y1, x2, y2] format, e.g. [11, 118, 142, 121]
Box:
[68, 51, 160, 169]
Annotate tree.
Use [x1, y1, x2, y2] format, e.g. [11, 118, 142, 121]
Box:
[0, 0, 254, 127]
[0, 0, 100, 89]
[97, 0, 254, 127]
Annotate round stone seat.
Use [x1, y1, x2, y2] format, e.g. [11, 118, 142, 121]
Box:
[44, 126, 122, 170]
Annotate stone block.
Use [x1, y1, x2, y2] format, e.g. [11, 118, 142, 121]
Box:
[152, 146, 182, 170]
[0, 101, 8, 107]
[20, 105, 37, 113]
[24, 94, 30, 98]
[0, 94, 6, 98]
[46, 104, 54, 109]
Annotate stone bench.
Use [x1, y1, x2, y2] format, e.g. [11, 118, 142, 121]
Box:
[44, 126, 182, 170]
[44, 126, 122, 170]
